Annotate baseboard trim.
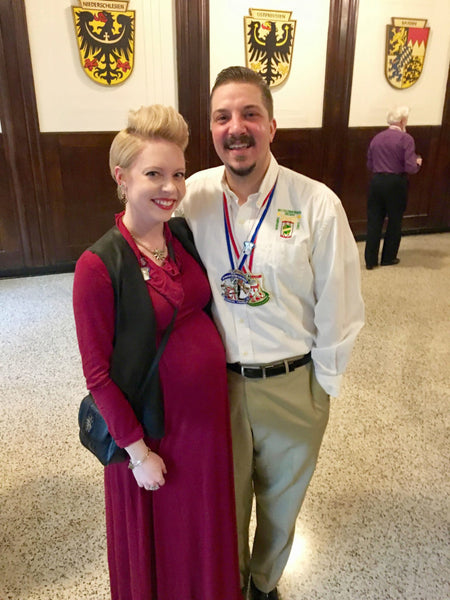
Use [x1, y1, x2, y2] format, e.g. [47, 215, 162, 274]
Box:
[0, 262, 76, 280]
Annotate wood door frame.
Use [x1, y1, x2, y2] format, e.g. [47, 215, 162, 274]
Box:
[0, 0, 50, 268]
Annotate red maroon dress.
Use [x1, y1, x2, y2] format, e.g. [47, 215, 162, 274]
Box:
[73, 215, 241, 600]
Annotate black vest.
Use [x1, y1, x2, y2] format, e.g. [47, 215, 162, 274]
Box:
[88, 217, 203, 439]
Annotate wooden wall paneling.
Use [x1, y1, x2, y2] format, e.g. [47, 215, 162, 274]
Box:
[39, 134, 69, 263]
[175, 0, 211, 177]
[430, 63, 450, 229]
[403, 126, 440, 231]
[0, 135, 24, 270]
[42, 133, 118, 263]
[271, 129, 325, 182]
[0, 2, 22, 270]
[339, 127, 374, 236]
[321, 0, 359, 200]
[0, 1, 29, 270]
[59, 133, 118, 259]
[0, 0, 49, 271]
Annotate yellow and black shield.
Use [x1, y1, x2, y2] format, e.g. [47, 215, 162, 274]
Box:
[244, 8, 296, 88]
[72, 0, 135, 86]
[385, 18, 430, 89]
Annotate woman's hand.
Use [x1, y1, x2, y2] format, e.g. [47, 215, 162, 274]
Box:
[125, 439, 167, 491]
[132, 450, 167, 491]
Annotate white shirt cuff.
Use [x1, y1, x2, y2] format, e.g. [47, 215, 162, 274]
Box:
[314, 370, 342, 398]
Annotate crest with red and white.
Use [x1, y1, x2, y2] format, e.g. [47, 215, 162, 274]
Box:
[385, 17, 430, 89]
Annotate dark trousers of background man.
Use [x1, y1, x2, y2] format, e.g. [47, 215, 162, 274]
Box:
[364, 173, 409, 268]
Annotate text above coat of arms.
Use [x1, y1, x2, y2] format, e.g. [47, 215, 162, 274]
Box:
[244, 9, 296, 88]
[72, 1, 135, 86]
[386, 18, 430, 89]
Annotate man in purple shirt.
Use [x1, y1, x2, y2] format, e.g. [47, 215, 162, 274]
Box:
[365, 106, 422, 269]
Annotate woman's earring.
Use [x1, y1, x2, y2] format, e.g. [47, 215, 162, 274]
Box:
[119, 184, 127, 204]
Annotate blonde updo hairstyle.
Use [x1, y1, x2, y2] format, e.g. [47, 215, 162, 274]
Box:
[109, 104, 189, 201]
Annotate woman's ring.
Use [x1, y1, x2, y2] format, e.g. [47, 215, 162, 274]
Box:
[149, 484, 160, 491]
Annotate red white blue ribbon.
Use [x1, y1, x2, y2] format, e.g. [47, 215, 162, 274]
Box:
[223, 179, 277, 273]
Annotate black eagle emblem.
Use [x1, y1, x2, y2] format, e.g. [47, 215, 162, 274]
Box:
[74, 10, 134, 85]
[247, 20, 294, 87]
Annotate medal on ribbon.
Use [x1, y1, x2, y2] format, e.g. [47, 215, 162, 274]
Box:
[221, 181, 277, 306]
[247, 273, 270, 306]
[221, 270, 252, 304]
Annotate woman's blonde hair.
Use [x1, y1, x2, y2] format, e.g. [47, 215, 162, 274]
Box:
[109, 105, 189, 195]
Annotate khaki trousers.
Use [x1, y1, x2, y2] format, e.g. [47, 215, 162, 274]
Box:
[227, 361, 329, 593]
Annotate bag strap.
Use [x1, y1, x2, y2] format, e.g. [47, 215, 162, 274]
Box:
[139, 306, 177, 392]
[137, 238, 178, 392]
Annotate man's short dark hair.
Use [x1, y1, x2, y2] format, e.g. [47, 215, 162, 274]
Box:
[210, 66, 274, 120]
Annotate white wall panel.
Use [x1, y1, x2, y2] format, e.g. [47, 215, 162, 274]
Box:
[24, 0, 178, 132]
[209, 1, 330, 128]
[349, 0, 450, 126]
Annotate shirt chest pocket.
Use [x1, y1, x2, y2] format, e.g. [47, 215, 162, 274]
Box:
[254, 228, 313, 297]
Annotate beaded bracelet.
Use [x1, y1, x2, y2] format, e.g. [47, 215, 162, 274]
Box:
[128, 447, 151, 470]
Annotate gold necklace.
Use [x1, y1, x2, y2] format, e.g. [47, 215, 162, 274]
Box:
[131, 234, 167, 262]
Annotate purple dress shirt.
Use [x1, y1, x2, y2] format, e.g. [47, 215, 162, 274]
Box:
[367, 127, 420, 174]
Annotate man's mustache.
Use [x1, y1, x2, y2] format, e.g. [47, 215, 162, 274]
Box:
[224, 134, 255, 149]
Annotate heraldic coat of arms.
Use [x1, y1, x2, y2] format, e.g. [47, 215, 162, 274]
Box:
[244, 8, 296, 88]
[386, 18, 430, 89]
[72, 0, 135, 86]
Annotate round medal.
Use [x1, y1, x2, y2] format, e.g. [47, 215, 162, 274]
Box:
[221, 270, 251, 304]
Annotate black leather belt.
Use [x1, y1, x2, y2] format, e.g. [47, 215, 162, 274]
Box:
[227, 352, 311, 379]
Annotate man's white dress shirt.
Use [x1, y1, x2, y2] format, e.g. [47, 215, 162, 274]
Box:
[180, 155, 364, 397]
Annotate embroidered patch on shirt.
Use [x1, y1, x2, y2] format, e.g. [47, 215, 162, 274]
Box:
[275, 209, 302, 238]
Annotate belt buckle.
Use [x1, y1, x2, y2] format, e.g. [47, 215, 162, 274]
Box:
[241, 364, 265, 378]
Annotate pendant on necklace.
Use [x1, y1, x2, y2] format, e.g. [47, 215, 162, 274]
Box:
[152, 248, 167, 262]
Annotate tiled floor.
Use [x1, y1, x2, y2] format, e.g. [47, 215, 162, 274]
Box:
[1, 234, 449, 599]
